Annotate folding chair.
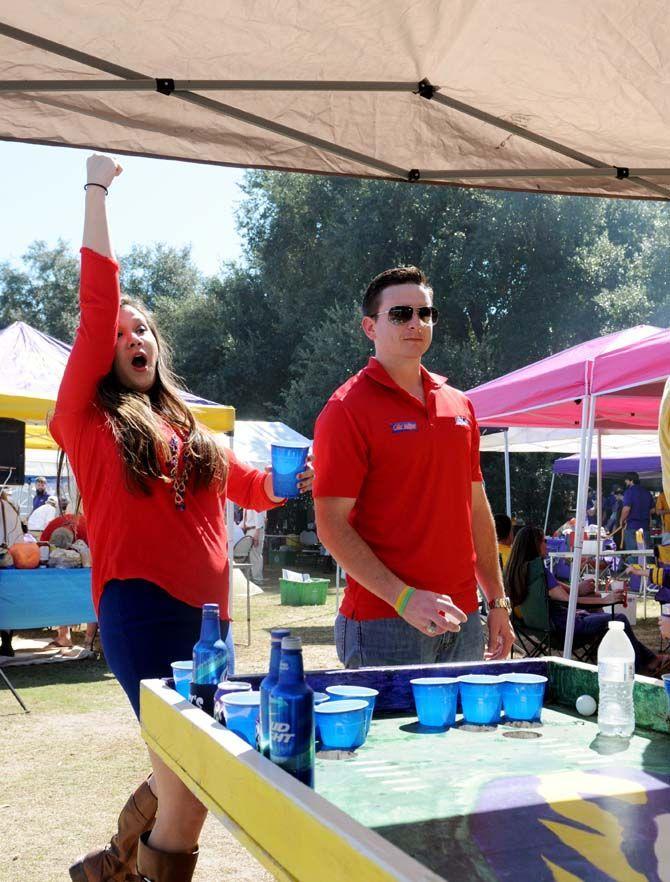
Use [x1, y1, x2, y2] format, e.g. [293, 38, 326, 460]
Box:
[511, 558, 603, 663]
[511, 559, 554, 658]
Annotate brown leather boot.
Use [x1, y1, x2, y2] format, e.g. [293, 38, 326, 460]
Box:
[69, 777, 158, 882]
[137, 831, 199, 882]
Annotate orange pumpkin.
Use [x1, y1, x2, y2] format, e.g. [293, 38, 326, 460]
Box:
[9, 541, 40, 569]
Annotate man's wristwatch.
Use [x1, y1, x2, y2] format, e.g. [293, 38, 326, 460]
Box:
[489, 597, 512, 614]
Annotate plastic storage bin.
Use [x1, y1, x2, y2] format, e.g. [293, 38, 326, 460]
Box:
[280, 578, 329, 606]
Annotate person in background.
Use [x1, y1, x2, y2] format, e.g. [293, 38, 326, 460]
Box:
[31, 475, 50, 511]
[505, 525, 667, 675]
[606, 486, 624, 532]
[243, 508, 266, 583]
[620, 472, 654, 550]
[494, 513, 514, 570]
[27, 494, 58, 533]
[656, 489, 670, 543]
[40, 496, 88, 544]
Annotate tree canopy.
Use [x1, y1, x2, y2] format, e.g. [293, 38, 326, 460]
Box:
[2, 173, 669, 525]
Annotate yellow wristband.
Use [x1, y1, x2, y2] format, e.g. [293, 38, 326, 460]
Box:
[394, 586, 415, 616]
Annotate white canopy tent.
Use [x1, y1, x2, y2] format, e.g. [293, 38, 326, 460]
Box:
[227, 421, 311, 471]
[1, 2, 670, 199]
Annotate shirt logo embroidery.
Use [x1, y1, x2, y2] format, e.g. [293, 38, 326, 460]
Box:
[391, 421, 418, 433]
[455, 415, 470, 427]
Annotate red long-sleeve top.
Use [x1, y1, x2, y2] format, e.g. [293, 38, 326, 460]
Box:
[51, 248, 276, 615]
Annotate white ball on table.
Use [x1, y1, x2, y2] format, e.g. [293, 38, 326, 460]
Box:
[576, 694, 597, 716]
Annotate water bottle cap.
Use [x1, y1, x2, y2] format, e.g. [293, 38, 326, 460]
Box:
[608, 620, 625, 631]
[271, 628, 291, 642]
[281, 635, 302, 650]
[202, 603, 220, 615]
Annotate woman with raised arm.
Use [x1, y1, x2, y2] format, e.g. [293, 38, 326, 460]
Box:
[53, 155, 312, 882]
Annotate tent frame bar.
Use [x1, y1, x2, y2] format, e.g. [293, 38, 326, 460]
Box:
[1, 20, 669, 198]
[0, 21, 407, 180]
[0, 78, 421, 93]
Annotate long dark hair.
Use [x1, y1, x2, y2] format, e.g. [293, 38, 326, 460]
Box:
[504, 525, 544, 608]
[96, 296, 228, 495]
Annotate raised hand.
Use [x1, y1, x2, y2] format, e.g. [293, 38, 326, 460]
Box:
[86, 153, 123, 190]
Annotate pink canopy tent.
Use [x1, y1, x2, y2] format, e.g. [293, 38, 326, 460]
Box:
[467, 323, 670, 657]
[468, 324, 669, 430]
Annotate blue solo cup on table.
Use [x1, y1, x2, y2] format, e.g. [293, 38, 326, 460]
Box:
[410, 677, 459, 728]
[458, 674, 503, 726]
[501, 674, 548, 722]
[221, 691, 261, 747]
[213, 680, 252, 725]
[271, 443, 310, 499]
[313, 691, 330, 741]
[315, 698, 368, 750]
[325, 685, 378, 735]
[170, 661, 192, 699]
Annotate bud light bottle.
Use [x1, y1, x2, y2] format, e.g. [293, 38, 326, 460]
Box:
[259, 628, 291, 756]
[190, 603, 228, 716]
[269, 636, 314, 787]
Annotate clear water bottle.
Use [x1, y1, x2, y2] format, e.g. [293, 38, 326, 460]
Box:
[190, 603, 228, 716]
[259, 628, 291, 757]
[597, 620, 635, 737]
[269, 636, 314, 787]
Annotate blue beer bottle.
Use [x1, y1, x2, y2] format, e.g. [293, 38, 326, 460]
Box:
[190, 603, 228, 716]
[269, 636, 314, 787]
[259, 628, 291, 756]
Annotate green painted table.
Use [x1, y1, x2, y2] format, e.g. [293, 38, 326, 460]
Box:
[141, 657, 670, 882]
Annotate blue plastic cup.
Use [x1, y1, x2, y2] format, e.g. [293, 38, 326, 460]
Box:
[170, 660, 192, 700]
[221, 691, 261, 747]
[213, 680, 252, 725]
[662, 674, 670, 711]
[458, 674, 503, 726]
[325, 685, 378, 735]
[314, 698, 368, 750]
[313, 691, 330, 741]
[501, 674, 548, 722]
[410, 677, 459, 728]
[271, 444, 310, 499]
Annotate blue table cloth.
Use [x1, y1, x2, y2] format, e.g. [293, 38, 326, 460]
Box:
[0, 568, 95, 629]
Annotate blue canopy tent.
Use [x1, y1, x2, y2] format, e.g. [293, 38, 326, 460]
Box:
[553, 454, 661, 479]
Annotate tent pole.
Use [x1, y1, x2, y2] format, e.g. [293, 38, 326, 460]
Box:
[504, 429, 512, 517]
[563, 396, 596, 659]
[544, 472, 556, 535]
[595, 430, 602, 581]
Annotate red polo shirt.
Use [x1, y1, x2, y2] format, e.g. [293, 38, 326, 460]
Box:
[313, 357, 482, 620]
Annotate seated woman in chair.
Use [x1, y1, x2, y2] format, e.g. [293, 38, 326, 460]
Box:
[505, 525, 667, 676]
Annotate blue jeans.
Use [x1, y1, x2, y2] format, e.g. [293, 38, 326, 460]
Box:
[623, 527, 651, 550]
[551, 609, 654, 673]
[334, 611, 485, 668]
[99, 578, 229, 719]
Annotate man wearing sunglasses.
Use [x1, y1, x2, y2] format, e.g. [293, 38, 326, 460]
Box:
[313, 266, 514, 668]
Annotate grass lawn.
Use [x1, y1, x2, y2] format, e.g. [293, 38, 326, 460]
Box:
[0, 569, 665, 882]
[0, 570, 339, 882]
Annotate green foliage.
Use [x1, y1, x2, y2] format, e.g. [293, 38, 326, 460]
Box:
[2, 175, 670, 527]
[0, 240, 79, 341]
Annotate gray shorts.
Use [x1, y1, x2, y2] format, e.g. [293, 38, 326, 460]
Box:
[334, 610, 485, 669]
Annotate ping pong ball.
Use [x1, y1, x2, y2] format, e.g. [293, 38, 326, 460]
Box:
[576, 694, 597, 716]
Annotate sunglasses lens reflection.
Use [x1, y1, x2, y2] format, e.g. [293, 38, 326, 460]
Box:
[387, 306, 438, 325]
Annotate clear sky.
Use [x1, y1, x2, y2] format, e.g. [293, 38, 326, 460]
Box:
[0, 141, 246, 275]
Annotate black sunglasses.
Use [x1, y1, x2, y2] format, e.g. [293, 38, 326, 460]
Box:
[371, 305, 439, 325]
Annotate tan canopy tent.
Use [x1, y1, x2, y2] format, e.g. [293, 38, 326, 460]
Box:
[0, 1, 669, 200]
[0, 321, 235, 442]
